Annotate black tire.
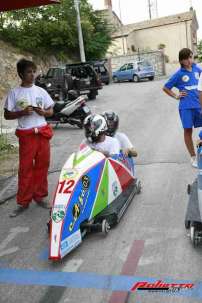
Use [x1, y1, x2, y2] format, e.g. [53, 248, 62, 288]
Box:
[133, 75, 139, 82]
[190, 223, 198, 246]
[113, 76, 119, 83]
[148, 76, 154, 81]
[88, 90, 97, 100]
[102, 219, 110, 235]
[105, 81, 110, 85]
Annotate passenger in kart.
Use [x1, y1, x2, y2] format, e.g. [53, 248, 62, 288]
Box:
[102, 111, 138, 157]
[83, 114, 120, 157]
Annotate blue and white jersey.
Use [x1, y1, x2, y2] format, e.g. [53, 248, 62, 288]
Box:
[164, 63, 202, 109]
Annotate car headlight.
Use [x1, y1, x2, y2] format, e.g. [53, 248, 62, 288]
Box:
[46, 83, 52, 88]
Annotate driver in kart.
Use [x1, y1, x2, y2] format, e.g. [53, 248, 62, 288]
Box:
[83, 114, 120, 157]
[102, 111, 138, 157]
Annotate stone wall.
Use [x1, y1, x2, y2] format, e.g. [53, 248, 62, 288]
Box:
[0, 40, 58, 102]
[0, 40, 60, 132]
[110, 50, 166, 77]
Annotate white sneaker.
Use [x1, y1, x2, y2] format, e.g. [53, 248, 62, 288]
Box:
[191, 156, 197, 168]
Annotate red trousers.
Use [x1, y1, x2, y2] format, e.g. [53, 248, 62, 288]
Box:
[16, 125, 53, 206]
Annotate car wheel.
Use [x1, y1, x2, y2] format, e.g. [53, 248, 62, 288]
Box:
[149, 76, 154, 81]
[133, 75, 139, 82]
[113, 76, 119, 83]
[88, 90, 97, 100]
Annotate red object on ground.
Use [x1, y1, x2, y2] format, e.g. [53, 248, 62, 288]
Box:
[109, 240, 145, 303]
[0, 0, 60, 12]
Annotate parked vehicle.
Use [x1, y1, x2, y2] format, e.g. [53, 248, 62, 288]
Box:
[35, 67, 73, 100]
[113, 60, 155, 83]
[92, 61, 110, 85]
[66, 63, 102, 100]
[36, 63, 102, 101]
[46, 90, 91, 128]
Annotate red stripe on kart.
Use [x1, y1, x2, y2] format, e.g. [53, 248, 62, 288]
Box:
[109, 240, 144, 303]
[109, 159, 134, 191]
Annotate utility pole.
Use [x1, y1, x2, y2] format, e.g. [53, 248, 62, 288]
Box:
[118, 0, 125, 55]
[148, 0, 152, 20]
[74, 0, 86, 62]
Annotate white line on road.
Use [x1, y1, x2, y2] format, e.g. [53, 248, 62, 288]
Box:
[0, 226, 29, 257]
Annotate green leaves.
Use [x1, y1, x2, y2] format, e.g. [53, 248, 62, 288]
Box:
[0, 0, 112, 60]
[197, 40, 202, 62]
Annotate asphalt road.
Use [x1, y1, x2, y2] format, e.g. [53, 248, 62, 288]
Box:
[0, 79, 201, 303]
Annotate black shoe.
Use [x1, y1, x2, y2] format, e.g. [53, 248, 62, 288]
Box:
[35, 198, 50, 209]
[9, 205, 29, 218]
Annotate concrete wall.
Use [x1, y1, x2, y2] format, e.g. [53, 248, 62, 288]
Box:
[0, 40, 58, 101]
[108, 36, 128, 57]
[110, 50, 165, 77]
[126, 21, 194, 64]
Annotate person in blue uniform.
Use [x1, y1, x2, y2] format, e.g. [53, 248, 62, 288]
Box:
[163, 48, 202, 168]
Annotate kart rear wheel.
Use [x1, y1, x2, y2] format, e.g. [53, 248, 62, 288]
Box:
[102, 219, 110, 235]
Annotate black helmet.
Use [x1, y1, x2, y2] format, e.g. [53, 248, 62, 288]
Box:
[83, 114, 107, 143]
[102, 111, 119, 136]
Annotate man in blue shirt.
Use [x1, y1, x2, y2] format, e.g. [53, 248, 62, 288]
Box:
[163, 48, 202, 168]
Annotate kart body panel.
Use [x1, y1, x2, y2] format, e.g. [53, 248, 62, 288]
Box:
[49, 144, 136, 260]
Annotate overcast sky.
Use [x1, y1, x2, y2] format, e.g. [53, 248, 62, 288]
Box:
[88, 0, 202, 40]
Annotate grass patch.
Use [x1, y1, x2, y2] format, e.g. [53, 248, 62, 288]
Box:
[0, 134, 17, 153]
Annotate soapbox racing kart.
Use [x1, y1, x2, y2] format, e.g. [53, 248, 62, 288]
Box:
[49, 144, 141, 260]
[185, 143, 202, 246]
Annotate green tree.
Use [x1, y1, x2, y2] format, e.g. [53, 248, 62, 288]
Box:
[0, 0, 112, 60]
[197, 40, 202, 62]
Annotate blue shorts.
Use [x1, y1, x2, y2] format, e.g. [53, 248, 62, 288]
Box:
[179, 108, 202, 129]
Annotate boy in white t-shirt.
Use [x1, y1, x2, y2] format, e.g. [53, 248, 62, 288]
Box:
[4, 58, 54, 217]
[102, 111, 137, 157]
[83, 114, 120, 157]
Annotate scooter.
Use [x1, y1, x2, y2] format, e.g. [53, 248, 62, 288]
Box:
[46, 92, 91, 128]
[185, 141, 202, 246]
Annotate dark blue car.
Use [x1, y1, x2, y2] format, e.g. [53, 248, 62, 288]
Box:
[113, 60, 155, 83]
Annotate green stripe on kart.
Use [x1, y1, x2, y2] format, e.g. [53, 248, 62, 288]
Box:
[73, 150, 94, 167]
[92, 161, 108, 218]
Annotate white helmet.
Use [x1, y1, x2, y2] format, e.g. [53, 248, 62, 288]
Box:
[83, 114, 107, 142]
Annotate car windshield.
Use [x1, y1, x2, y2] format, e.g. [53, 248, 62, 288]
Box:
[138, 61, 152, 68]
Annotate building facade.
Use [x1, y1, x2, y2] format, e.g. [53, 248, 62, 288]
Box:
[109, 10, 198, 64]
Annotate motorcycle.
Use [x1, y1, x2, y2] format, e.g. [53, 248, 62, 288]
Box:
[46, 91, 91, 128]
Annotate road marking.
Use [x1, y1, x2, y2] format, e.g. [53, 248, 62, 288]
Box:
[109, 240, 145, 303]
[0, 227, 29, 257]
[138, 254, 162, 266]
[0, 268, 201, 299]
